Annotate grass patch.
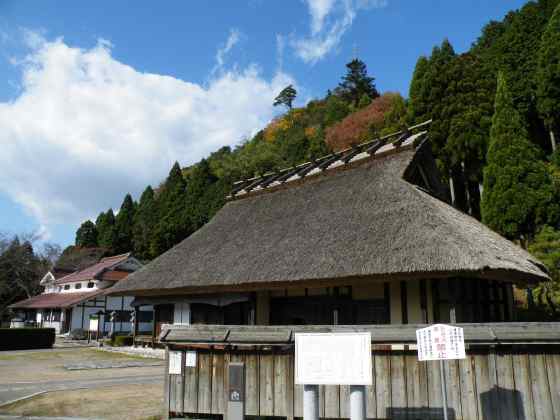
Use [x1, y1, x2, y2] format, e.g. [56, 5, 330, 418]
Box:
[1, 384, 164, 420]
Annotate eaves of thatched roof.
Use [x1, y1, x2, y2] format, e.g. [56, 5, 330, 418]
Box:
[110, 125, 549, 297]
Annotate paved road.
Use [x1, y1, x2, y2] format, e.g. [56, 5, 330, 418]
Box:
[0, 374, 163, 407]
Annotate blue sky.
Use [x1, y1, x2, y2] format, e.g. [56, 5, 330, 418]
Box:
[0, 0, 527, 249]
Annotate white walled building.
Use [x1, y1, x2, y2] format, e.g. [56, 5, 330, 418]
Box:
[10, 253, 153, 334]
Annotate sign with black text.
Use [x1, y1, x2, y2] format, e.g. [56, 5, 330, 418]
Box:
[295, 332, 372, 385]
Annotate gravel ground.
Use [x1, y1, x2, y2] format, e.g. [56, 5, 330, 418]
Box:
[97, 346, 164, 360]
[0, 347, 163, 409]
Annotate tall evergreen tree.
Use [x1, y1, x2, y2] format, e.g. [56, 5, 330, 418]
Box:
[445, 53, 495, 219]
[185, 159, 225, 233]
[96, 209, 117, 252]
[114, 194, 136, 254]
[408, 40, 469, 211]
[407, 56, 430, 123]
[338, 59, 379, 107]
[537, 2, 560, 152]
[132, 186, 156, 261]
[497, 0, 555, 151]
[150, 162, 189, 256]
[481, 73, 557, 243]
[75, 221, 98, 248]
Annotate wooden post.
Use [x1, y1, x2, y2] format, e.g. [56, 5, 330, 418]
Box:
[448, 279, 457, 323]
[152, 305, 158, 346]
[163, 346, 170, 420]
[133, 308, 139, 345]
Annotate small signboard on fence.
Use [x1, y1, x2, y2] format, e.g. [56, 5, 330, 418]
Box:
[295, 332, 372, 385]
[168, 350, 182, 374]
[416, 324, 465, 361]
[185, 350, 197, 367]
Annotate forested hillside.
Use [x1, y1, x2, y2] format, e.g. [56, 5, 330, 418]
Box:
[71, 0, 560, 314]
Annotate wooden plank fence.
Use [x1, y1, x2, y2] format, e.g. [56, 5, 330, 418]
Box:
[165, 345, 560, 420]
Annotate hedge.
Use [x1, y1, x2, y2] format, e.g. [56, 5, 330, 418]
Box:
[112, 335, 133, 347]
[0, 328, 55, 351]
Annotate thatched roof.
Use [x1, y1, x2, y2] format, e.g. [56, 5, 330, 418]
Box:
[110, 125, 548, 296]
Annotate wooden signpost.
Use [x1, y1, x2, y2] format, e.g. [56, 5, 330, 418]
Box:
[416, 324, 466, 420]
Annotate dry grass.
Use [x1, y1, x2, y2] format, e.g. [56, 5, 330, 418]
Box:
[2, 383, 164, 420]
[0, 348, 146, 362]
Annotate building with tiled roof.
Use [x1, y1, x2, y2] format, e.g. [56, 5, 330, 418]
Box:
[10, 253, 152, 334]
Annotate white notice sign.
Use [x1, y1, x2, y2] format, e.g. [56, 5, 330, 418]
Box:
[185, 351, 197, 367]
[168, 350, 182, 374]
[295, 333, 372, 385]
[416, 324, 465, 361]
[89, 318, 98, 332]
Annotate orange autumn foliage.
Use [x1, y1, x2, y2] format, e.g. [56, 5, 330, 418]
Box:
[325, 92, 401, 152]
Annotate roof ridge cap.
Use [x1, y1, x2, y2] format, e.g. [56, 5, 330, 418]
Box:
[100, 252, 131, 262]
[227, 121, 431, 200]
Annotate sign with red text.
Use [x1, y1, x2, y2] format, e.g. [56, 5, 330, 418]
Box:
[416, 324, 465, 361]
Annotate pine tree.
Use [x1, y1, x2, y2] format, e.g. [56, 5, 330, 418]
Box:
[537, 2, 560, 152]
[481, 73, 556, 242]
[338, 58, 379, 107]
[150, 162, 189, 256]
[75, 221, 98, 248]
[273, 85, 297, 110]
[114, 194, 136, 254]
[96, 209, 117, 252]
[132, 186, 157, 261]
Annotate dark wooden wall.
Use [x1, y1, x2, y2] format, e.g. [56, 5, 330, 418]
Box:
[165, 346, 560, 420]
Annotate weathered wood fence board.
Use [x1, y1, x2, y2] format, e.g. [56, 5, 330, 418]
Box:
[166, 346, 560, 420]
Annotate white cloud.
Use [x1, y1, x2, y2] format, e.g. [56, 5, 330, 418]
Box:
[0, 33, 294, 240]
[292, 0, 387, 64]
[212, 28, 242, 75]
[307, 0, 337, 35]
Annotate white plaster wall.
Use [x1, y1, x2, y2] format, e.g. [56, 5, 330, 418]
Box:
[43, 321, 61, 333]
[406, 279, 423, 324]
[69, 305, 99, 330]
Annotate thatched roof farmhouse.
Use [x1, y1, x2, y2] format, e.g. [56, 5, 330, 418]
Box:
[111, 122, 549, 331]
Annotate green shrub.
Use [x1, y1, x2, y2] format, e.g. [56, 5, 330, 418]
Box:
[112, 335, 133, 347]
[0, 328, 55, 351]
